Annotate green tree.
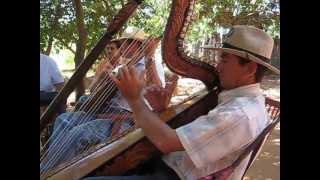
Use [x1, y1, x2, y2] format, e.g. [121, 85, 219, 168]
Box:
[41, 0, 280, 55]
[40, 0, 280, 98]
[40, 0, 125, 98]
[40, 0, 280, 87]
[185, 0, 280, 42]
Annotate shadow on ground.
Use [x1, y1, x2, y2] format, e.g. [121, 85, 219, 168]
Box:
[244, 123, 280, 180]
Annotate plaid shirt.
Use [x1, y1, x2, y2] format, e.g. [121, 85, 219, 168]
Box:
[162, 83, 270, 180]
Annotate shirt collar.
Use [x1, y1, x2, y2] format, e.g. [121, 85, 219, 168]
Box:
[218, 83, 263, 103]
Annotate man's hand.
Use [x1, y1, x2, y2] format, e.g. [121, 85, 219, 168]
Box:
[110, 66, 146, 103]
[144, 85, 171, 113]
[144, 75, 178, 112]
[102, 62, 114, 72]
[111, 66, 183, 154]
[97, 61, 114, 77]
[96, 62, 114, 84]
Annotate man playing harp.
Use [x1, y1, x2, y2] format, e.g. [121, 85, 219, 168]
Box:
[40, 29, 167, 173]
[88, 25, 280, 180]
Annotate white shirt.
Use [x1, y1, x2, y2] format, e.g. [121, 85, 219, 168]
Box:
[40, 54, 64, 92]
[162, 83, 270, 180]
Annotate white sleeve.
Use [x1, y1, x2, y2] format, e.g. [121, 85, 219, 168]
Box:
[48, 58, 64, 84]
[135, 61, 145, 75]
[176, 109, 255, 168]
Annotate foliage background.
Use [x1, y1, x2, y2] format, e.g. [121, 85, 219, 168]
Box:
[40, 0, 279, 58]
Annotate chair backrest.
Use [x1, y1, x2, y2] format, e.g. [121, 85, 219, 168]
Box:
[265, 97, 280, 119]
[242, 97, 280, 176]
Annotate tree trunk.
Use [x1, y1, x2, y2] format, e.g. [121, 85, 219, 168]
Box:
[73, 0, 88, 100]
[45, 0, 64, 55]
[45, 36, 54, 56]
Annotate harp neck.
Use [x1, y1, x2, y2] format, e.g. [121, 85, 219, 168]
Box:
[162, 0, 219, 89]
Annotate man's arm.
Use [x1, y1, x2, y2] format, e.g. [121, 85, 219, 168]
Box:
[145, 57, 162, 87]
[111, 66, 184, 154]
[144, 37, 163, 87]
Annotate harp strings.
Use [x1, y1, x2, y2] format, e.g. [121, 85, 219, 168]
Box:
[41, 33, 160, 173]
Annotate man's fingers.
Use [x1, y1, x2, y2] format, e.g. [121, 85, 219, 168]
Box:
[118, 66, 124, 80]
[141, 70, 147, 87]
[122, 66, 131, 81]
[138, 69, 146, 81]
[105, 63, 113, 69]
[109, 73, 120, 87]
[128, 65, 137, 80]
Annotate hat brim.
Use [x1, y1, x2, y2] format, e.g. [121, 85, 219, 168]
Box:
[117, 37, 146, 42]
[204, 47, 280, 75]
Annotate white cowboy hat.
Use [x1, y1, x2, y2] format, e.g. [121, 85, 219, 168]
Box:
[202, 25, 280, 74]
[117, 27, 148, 42]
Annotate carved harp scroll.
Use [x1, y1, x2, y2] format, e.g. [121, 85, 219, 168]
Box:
[162, 0, 219, 89]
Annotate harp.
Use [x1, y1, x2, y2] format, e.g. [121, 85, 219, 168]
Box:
[40, 0, 220, 179]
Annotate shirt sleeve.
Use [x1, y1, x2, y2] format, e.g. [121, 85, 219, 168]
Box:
[135, 57, 145, 74]
[176, 108, 255, 168]
[48, 58, 64, 84]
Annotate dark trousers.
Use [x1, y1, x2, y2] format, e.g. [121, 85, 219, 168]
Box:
[40, 91, 59, 106]
[40, 91, 66, 113]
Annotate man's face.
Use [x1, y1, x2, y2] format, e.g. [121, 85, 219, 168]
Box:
[216, 52, 252, 90]
[121, 40, 141, 58]
[105, 43, 119, 58]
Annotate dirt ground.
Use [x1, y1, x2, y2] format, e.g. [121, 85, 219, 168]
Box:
[244, 123, 280, 180]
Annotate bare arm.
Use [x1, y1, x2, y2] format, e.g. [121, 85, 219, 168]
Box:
[144, 37, 163, 87]
[145, 57, 162, 87]
[111, 66, 184, 154]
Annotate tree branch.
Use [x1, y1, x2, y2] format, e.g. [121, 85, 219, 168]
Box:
[58, 39, 76, 54]
[45, 0, 64, 55]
